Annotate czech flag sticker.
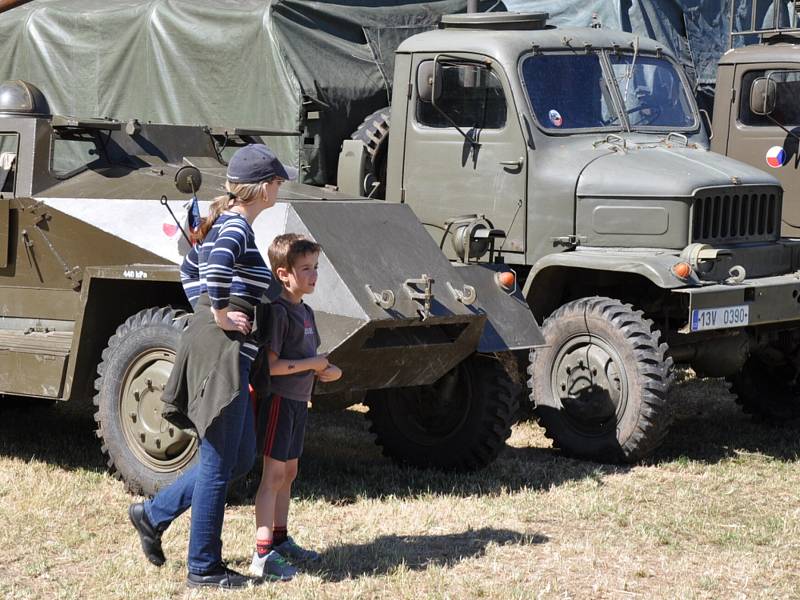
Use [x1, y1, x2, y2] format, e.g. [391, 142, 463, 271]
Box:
[548, 109, 563, 128]
[766, 145, 786, 168]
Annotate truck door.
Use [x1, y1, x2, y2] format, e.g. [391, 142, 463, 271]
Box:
[0, 132, 18, 268]
[726, 64, 800, 235]
[401, 56, 527, 257]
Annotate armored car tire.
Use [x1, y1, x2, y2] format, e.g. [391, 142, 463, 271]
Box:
[94, 307, 197, 496]
[364, 353, 517, 470]
[529, 297, 673, 463]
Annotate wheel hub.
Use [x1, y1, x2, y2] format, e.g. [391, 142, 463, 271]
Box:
[553, 335, 626, 433]
[387, 366, 472, 445]
[120, 349, 196, 471]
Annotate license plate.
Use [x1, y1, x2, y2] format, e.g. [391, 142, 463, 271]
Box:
[690, 305, 749, 332]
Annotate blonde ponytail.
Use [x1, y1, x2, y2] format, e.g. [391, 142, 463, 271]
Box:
[191, 180, 268, 243]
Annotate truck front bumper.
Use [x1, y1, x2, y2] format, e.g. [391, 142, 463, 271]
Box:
[674, 272, 800, 333]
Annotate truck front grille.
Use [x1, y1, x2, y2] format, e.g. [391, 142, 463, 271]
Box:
[691, 187, 781, 244]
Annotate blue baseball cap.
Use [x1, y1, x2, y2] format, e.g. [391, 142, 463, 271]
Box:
[226, 144, 298, 183]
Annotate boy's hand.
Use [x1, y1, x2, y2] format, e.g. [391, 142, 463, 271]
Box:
[309, 354, 330, 373]
[317, 364, 342, 382]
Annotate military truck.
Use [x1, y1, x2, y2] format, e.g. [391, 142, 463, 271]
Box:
[336, 11, 800, 463]
[0, 79, 542, 495]
[710, 0, 800, 239]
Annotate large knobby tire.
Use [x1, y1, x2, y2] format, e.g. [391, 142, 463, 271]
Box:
[351, 107, 390, 198]
[364, 354, 517, 470]
[94, 307, 197, 496]
[529, 297, 673, 463]
[728, 353, 800, 421]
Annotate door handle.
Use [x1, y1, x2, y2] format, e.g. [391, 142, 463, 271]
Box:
[499, 157, 524, 167]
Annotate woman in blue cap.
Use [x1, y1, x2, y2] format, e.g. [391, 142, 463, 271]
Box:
[128, 144, 296, 589]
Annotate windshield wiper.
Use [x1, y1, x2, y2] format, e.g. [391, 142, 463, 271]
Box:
[622, 36, 640, 103]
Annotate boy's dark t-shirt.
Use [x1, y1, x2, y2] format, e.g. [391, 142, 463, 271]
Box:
[268, 295, 321, 402]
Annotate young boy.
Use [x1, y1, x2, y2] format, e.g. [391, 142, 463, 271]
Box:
[250, 233, 342, 581]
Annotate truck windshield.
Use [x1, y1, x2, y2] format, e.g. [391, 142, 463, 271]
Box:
[608, 54, 696, 129]
[521, 54, 620, 131]
[521, 52, 696, 132]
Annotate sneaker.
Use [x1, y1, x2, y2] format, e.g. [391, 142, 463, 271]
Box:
[186, 565, 255, 589]
[128, 502, 165, 567]
[274, 536, 320, 562]
[249, 550, 297, 581]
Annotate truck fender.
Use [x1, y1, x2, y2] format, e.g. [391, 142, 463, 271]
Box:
[523, 251, 691, 321]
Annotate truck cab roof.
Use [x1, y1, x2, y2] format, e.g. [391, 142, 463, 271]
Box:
[397, 24, 668, 60]
[720, 41, 800, 65]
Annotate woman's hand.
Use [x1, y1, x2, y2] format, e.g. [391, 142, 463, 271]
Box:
[317, 364, 342, 383]
[212, 307, 251, 335]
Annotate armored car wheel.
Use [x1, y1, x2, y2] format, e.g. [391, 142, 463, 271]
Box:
[728, 353, 800, 421]
[364, 354, 517, 470]
[529, 297, 673, 463]
[94, 307, 197, 496]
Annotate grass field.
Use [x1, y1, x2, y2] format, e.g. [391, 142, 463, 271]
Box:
[1, 372, 799, 600]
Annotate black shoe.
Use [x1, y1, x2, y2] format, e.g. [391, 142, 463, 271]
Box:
[186, 565, 255, 589]
[128, 502, 165, 567]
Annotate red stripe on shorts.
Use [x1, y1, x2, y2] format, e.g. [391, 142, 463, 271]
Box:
[263, 394, 282, 457]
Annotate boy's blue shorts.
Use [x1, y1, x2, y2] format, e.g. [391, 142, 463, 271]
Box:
[261, 394, 308, 461]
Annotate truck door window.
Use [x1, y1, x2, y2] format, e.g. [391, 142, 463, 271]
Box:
[521, 54, 619, 130]
[416, 62, 507, 129]
[0, 134, 19, 194]
[608, 54, 696, 129]
[739, 69, 800, 126]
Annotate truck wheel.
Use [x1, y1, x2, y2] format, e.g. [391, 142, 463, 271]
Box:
[351, 107, 390, 198]
[728, 354, 800, 421]
[529, 297, 673, 463]
[94, 307, 197, 496]
[364, 354, 517, 470]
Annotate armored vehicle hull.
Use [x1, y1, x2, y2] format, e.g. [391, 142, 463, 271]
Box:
[0, 81, 542, 495]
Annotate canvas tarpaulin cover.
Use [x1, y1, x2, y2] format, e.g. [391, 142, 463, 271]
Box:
[0, 0, 497, 184]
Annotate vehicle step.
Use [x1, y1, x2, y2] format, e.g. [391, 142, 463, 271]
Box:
[0, 330, 72, 355]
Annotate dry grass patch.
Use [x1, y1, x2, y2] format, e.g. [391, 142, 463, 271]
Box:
[1, 371, 799, 599]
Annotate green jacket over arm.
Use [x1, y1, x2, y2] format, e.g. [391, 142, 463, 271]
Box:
[161, 294, 271, 439]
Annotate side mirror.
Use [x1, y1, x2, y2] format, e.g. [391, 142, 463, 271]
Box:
[174, 165, 202, 195]
[416, 61, 443, 103]
[750, 77, 777, 116]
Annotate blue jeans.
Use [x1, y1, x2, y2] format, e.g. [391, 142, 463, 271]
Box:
[144, 357, 255, 574]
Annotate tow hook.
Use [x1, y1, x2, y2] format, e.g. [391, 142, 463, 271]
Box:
[365, 284, 396, 310]
[446, 281, 477, 305]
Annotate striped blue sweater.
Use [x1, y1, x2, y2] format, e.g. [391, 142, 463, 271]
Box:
[180, 211, 272, 361]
